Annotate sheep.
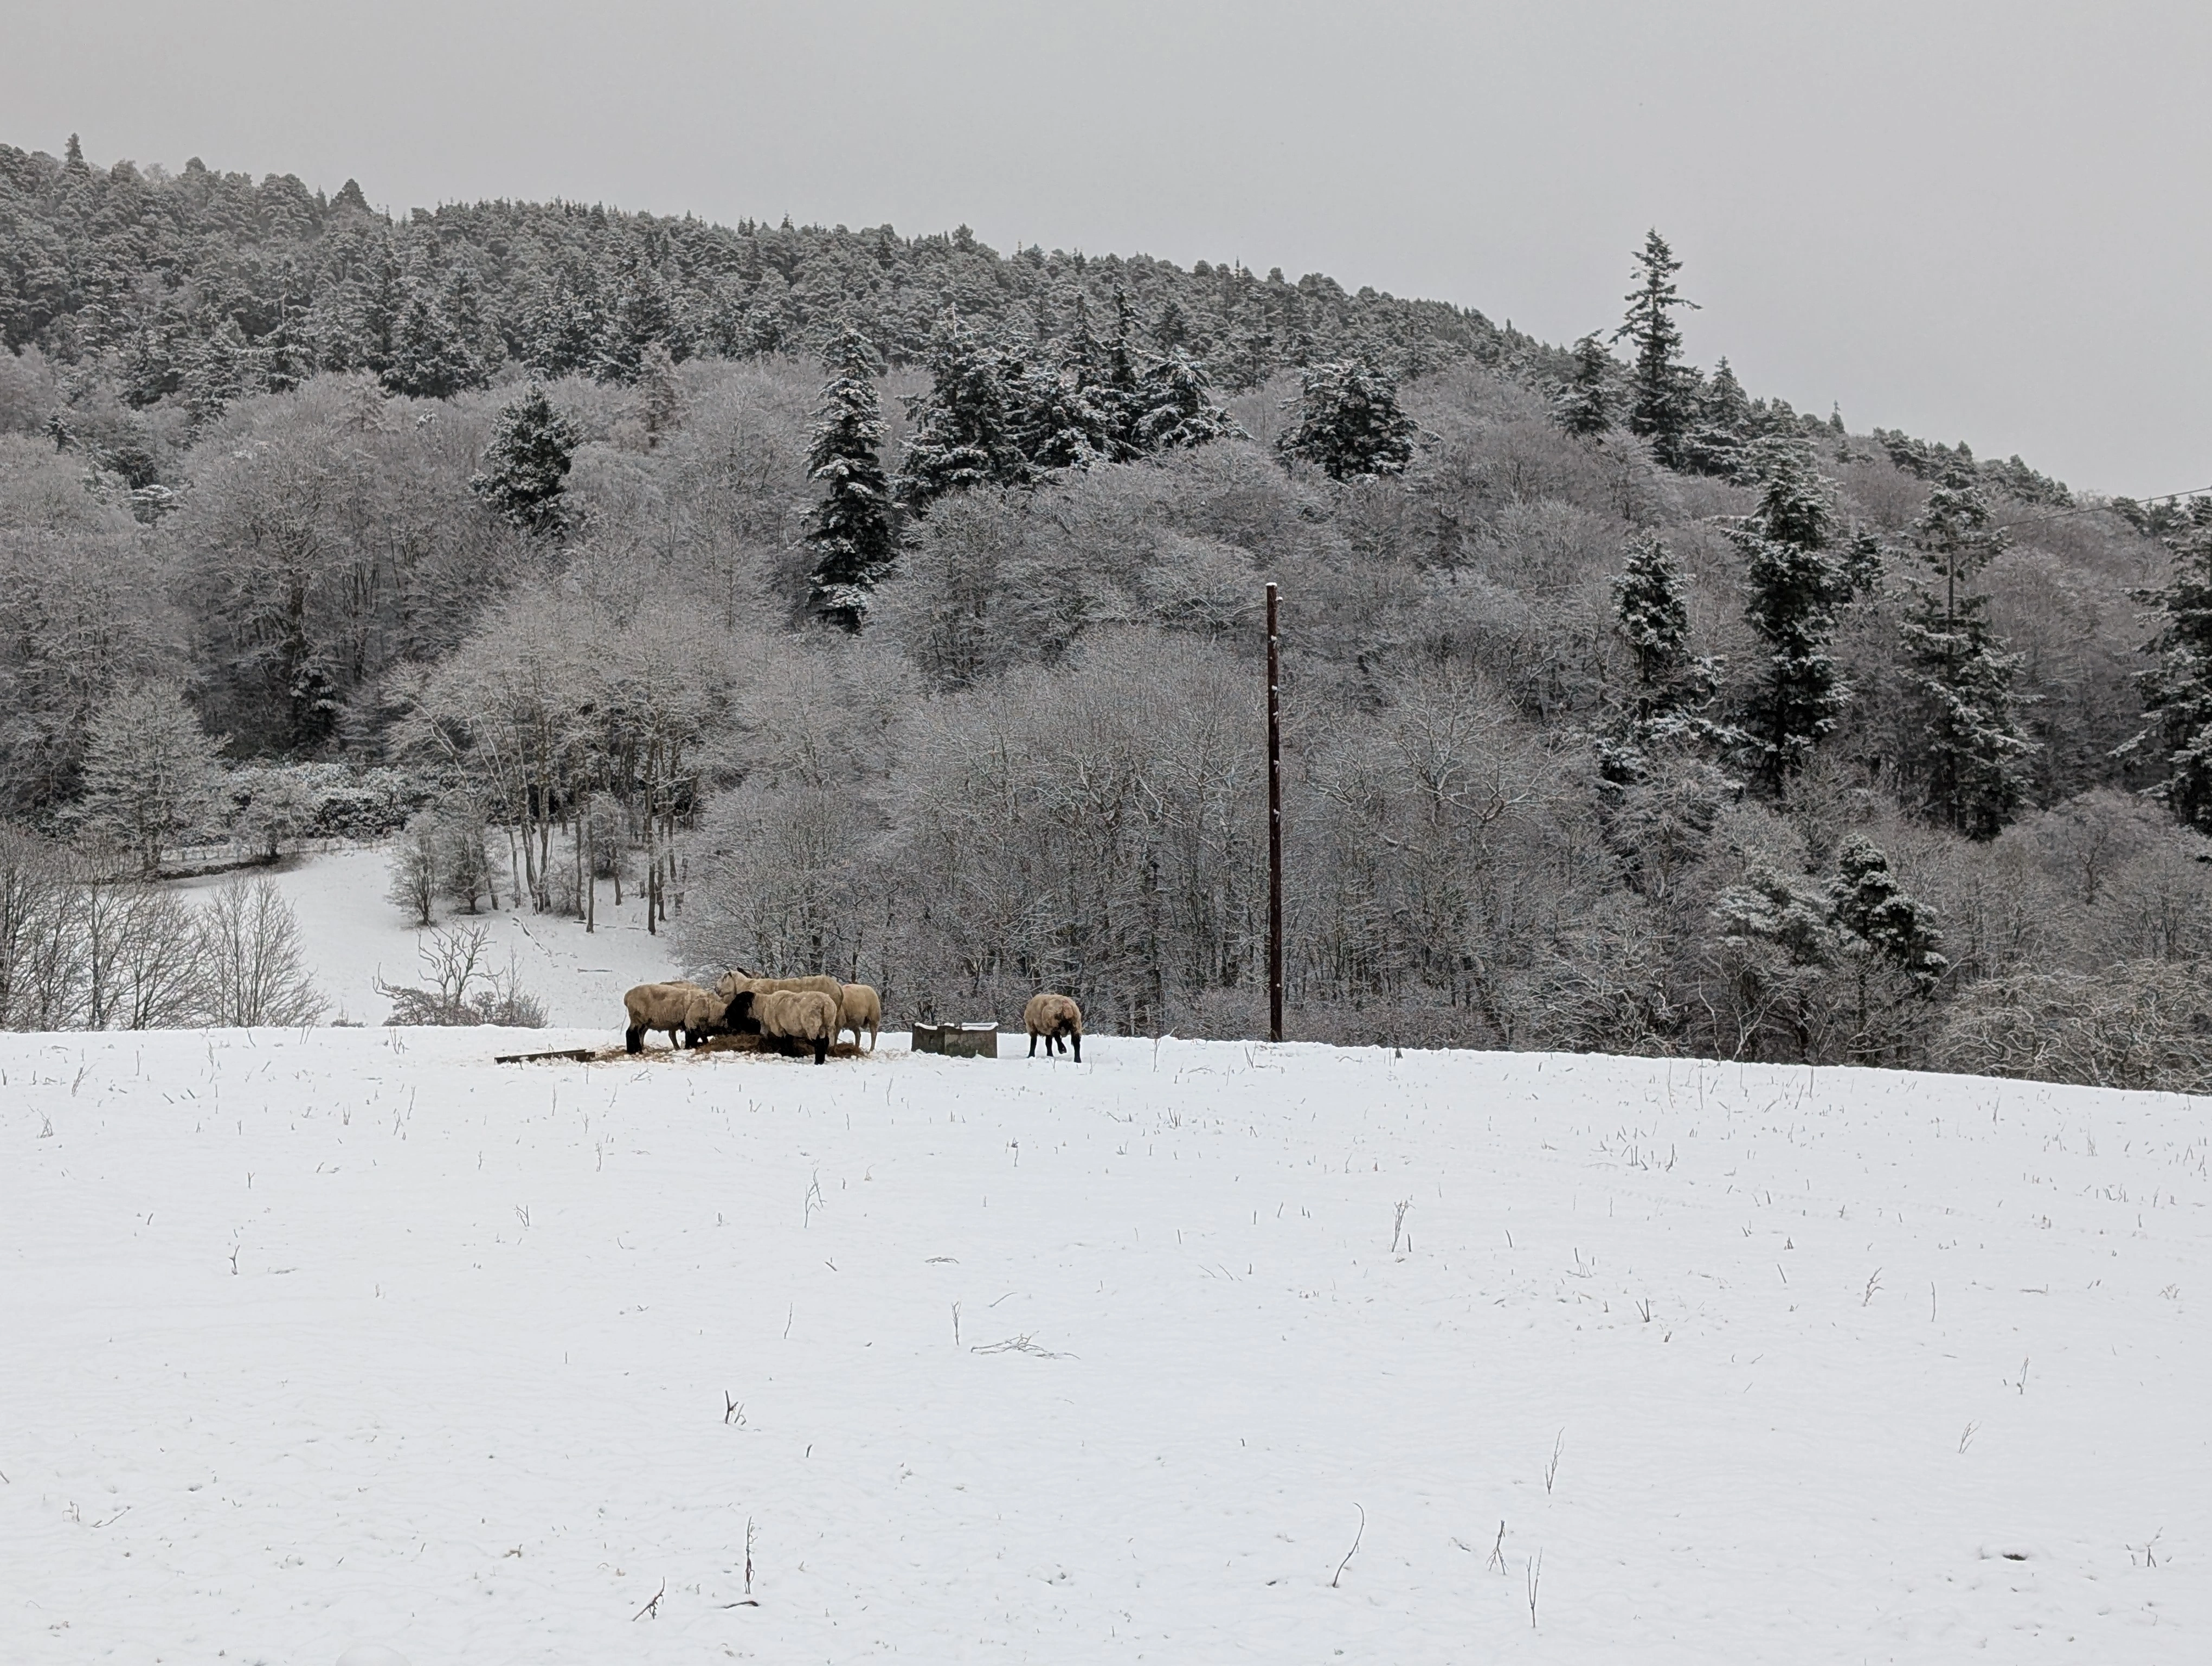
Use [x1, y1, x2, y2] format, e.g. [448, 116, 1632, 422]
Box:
[623, 981, 729, 1054]
[837, 983, 882, 1052]
[1024, 992, 1083, 1062]
[757, 988, 840, 1065]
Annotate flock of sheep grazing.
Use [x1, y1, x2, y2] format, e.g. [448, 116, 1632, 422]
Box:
[621, 973, 1081, 1066]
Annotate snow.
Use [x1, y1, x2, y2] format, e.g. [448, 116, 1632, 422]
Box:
[6, 1017, 2208, 1663]
[168, 845, 682, 1028]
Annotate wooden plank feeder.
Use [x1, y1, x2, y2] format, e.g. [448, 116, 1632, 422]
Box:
[911, 1021, 999, 1059]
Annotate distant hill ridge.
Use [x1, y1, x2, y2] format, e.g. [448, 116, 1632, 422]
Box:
[2, 134, 2104, 519]
[0, 135, 1510, 399]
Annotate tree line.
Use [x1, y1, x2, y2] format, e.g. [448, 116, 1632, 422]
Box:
[5, 136, 2211, 1091]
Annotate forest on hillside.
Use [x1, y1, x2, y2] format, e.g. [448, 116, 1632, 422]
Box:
[4, 135, 2212, 1091]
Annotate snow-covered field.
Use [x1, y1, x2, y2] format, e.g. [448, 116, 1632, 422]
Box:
[5, 1022, 2208, 1664]
[169, 845, 683, 1030]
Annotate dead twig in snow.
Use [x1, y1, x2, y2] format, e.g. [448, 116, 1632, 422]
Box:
[1330, 1503, 1365, 1588]
[632, 1578, 665, 1620]
[1488, 1518, 1507, 1573]
[970, 1334, 1072, 1359]
[1862, 1267, 1883, 1306]
[1526, 1549, 1544, 1628]
[1545, 1430, 1564, 1496]
[723, 1393, 744, 1427]
[1390, 1199, 1412, 1253]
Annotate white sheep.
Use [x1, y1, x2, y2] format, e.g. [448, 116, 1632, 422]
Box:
[757, 988, 840, 1065]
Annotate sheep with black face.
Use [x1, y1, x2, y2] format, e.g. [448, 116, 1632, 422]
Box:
[623, 981, 730, 1053]
[1024, 992, 1083, 1061]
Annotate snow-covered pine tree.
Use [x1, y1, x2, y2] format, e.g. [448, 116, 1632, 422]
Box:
[1151, 295, 1193, 355]
[1612, 230, 1700, 467]
[523, 264, 603, 380]
[595, 240, 678, 384]
[1599, 534, 1732, 792]
[803, 324, 898, 632]
[355, 247, 407, 376]
[1129, 350, 1244, 452]
[1014, 298, 1116, 474]
[443, 264, 503, 379]
[119, 321, 176, 409]
[1682, 355, 1751, 476]
[470, 384, 580, 535]
[1896, 474, 2029, 838]
[894, 312, 1025, 512]
[634, 342, 683, 445]
[1104, 288, 1145, 432]
[1829, 835, 1946, 995]
[1733, 438, 1853, 791]
[1276, 358, 1420, 480]
[2125, 498, 2212, 831]
[1595, 535, 1735, 899]
[382, 287, 482, 399]
[1553, 334, 1616, 436]
[182, 319, 255, 429]
[1613, 537, 1721, 722]
[259, 304, 314, 395]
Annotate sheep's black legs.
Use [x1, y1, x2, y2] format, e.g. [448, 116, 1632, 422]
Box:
[625, 1027, 644, 1055]
[1029, 1033, 1039, 1056]
[1071, 1033, 1081, 1062]
[812, 1037, 827, 1065]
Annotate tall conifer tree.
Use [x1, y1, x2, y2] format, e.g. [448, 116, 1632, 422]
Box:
[1554, 334, 1616, 437]
[470, 385, 579, 534]
[1829, 836, 1948, 1019]
[1130, 350, 1243, 452]
[1600, 535, 1730, 789]
[1683, 356, 1752, 476]
[1733, 439, 1853, 790]
[2126, 499, 2212, 830]
[183, 320, 254, 428]
[1896, 475, 2028, 837]
[804, 324, 898, 632]
[894, 313, 1025, 511]
[382, 287, 481, 398]
[1276, 358, 1420, 480]
[1613, 230, 1700, 466]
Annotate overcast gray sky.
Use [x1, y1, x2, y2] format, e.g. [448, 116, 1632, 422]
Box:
[8, 0, 2206, 497]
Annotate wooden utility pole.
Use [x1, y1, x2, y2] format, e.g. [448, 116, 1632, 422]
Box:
[1266, 582, 1284, 1044]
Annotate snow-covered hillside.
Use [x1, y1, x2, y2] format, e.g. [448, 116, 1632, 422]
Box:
[170, 845, 685, 1031]
[5, 1027, 2207, 1662]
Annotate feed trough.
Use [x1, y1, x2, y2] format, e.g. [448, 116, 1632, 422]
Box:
[912, 1021, 999, 1058]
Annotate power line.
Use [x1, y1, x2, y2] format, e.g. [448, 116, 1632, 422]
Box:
[1995, 482, 2211, 531]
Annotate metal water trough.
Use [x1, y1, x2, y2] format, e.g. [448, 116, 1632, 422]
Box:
[912, 1021, 999, 1059]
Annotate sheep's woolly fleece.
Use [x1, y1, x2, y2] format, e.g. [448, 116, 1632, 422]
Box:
[5, 1023, 2209, 1664]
